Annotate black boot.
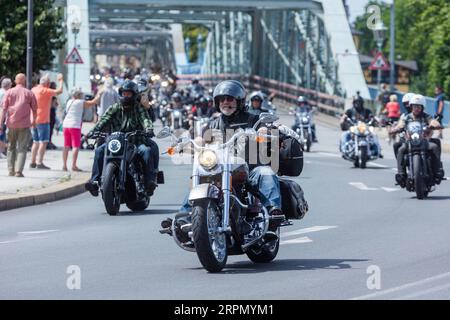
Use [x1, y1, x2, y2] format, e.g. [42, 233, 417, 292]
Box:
[85, 180, 99, 197]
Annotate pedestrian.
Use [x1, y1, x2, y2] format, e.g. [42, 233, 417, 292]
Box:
[97, 77, 119, 119]
[30, 73, 64, 169]
[0, 77, 12, 158]
[0, 73, 37, 177]
[62, 88, 102, 172]
[48, 82, 59, 150]
[434, 85, 445, 139]
[376, 83, 391, 116]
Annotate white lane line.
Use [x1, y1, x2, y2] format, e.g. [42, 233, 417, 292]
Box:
[369, 163, 389, 168]
[349, 182, 378, 191]
[280, 236, 312, 245]
[350, 271, 450, 300]
[380, 187, 401, 192]
[394, 282, 450, 300]
[282, 226, 337, 238]
[17, 229, 59, 235]
[0, 236, 47, 245]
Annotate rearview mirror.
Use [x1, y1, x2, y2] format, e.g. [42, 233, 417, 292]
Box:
[156, 126, 172, 139]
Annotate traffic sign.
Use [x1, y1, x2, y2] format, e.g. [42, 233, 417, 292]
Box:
[64, 47, 84, 64]
[369, 51, 390, 70]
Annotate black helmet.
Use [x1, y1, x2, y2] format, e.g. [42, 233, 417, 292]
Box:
[118, 80, 139, 97]
[213, 80, 246, 109]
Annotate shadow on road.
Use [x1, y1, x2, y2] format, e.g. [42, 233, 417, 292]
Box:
[187, 258, 369, 274]
[423, 196, 450, 201]
[113, 209, 177, 216]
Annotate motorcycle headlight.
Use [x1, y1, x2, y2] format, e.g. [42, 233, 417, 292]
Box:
[302, 117, 309, 124]
[198, 150, 218, 170]
[161, 81, 169, 87]
[358, 123, 367, 134]
[108, 139, 122, 154]
[411, 133, 420, 141]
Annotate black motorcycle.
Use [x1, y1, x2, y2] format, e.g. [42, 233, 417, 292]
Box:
[90, 131, 163, 215]
[399, 121, 444, 199]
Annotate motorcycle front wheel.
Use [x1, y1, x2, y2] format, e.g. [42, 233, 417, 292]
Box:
[413, 154, 426, 199]
[102, 162, 121, 215]
[192, 199, 227, 272]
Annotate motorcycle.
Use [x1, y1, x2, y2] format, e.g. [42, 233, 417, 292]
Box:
[168, 105, 190, 131]
[292, 110, 314, 152]
[192, 115, 211, 138]
[341, 118, 380, 168]
[89, 131, 164, 215]
[398, 121, 445, 199]
[158, 113, 293, 272]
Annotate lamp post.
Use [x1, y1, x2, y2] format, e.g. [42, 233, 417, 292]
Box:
[197, 34, 204, 64]
[372, 21, 387, 89]
[26, 0, 33, 89]
[71, 18, 81, 88]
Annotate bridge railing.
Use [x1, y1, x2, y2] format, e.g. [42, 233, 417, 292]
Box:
[176, 73, 346, 116]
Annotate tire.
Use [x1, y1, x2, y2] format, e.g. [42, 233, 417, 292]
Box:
[353, 156, 360, 168]
[360, 146, 368, 169]
[192, 200, 227, 272]
[126, 196, 150, 212]
[305, 133, 311, 152]
[102, 162, 121, 215]
[246, 229, 280, 263]
[413, 154, 426, 199]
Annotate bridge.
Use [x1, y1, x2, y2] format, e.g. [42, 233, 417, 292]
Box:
[61, 0, 369, 101]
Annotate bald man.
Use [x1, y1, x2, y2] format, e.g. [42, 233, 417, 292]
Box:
[0, 73, 37, 177]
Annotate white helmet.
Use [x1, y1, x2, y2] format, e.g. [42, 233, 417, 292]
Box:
[401, 92, 414, 104]
[409, 94, 426, 108]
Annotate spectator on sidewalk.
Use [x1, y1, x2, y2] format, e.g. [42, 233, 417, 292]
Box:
[383, 94, 401, 122]
[97, 77, 119, 120]
[0, 77, 12, 158]
[434, 85, 445, 139]
[48, 82, 59, 150]
[30, 73, 64, 169]
[0, 73, 37, 177]
[62, 88, 103, 172]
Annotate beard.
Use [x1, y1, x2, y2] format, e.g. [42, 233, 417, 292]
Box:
[220, 105, 237, 116]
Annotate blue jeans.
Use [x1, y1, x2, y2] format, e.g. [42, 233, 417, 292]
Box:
[179, 165, 281, 213]
[91, 142, 159, 186]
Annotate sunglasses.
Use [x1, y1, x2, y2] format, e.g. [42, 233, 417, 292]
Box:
[251, 97, 262, 102]
[219, 96, 235, 103]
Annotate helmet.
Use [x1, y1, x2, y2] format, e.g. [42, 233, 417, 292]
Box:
[249, 91, 264, 101]
[297, 96, 306, 104]
[171, 92, 182, 102]
[213, 80, 246, 109]
[401, 92, 414, 104]
[137, 79, 148, 93]
[118, 80, 139, 96]
[410, 94, 426, 109]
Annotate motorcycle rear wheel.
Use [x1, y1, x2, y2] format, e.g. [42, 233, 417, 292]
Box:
[246, 228, 280, 263]
[192, 199, 228, 272]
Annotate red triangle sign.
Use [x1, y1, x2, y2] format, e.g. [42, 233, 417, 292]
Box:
[369, 51, 390, 70]
[64, 47, 84, 64]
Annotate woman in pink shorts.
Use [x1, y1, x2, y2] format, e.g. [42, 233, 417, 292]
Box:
[62, 88, 102, 171]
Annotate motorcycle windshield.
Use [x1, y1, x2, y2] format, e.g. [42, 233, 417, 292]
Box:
[406, 121, 423, 135]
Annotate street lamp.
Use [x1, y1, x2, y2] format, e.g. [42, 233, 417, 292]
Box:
[372, 21, 387, 89]
[71, 18, 82, 88]
[184, 37, 191, 63]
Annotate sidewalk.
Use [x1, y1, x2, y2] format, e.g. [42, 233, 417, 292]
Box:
[0, 123, 95, 212]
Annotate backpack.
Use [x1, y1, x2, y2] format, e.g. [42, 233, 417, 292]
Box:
[278, 136, 304, 176]
[279, 178, 309, 220]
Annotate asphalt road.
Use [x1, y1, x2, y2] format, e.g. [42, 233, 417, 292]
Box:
[1, 110, 450, 300]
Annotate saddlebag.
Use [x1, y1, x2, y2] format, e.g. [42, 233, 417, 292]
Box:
[278, 137, 304, 176]
[279, 178, 309, 220]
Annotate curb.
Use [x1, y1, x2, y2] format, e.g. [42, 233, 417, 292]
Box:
[0, 172, 90, 212]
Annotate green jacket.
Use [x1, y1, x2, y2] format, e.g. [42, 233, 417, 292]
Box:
[91, 102, 153, 145]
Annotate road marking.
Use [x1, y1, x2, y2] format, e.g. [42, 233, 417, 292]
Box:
[369, 163, 389, 168]
[282, 226, 337, 238]
[280, 236, 312, 245]
[380, 187, 401, 192]
[17, 229, 59, 235]
[394, 282, 450, 300]
[349, 182, 378, 191]
[350, 271, 450, 300]
[0, 236, 47, 245]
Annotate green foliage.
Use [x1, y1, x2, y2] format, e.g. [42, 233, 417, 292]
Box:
[353, 0, 450, 95]
[0, 0, 66, 78]
[182, 24, 209, 63]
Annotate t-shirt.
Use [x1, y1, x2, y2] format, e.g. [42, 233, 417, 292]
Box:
[62, 99, 84, 129]
[434, 93, 445, 114]
[385, 102, 400, 118]
[31, 85, 58, 124]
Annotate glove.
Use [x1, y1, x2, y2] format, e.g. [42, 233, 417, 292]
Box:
[145, 128, 155, 138]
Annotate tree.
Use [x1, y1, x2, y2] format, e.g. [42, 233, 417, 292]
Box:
[0, 1, 66, 79]
[353, 0, 450, 95]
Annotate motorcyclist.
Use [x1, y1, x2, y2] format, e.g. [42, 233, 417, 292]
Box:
[192, 96, 214, 118]
[246, 91, 269, 116]
[392, 94, 444, 186]
[340, 96, 382, 158]
[84, 80, 159, 196]
[166, 80, 292, 241]
[393, 93, 415, 159]
[292, 96, 318, 143]
[188, 78, 205, 99]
